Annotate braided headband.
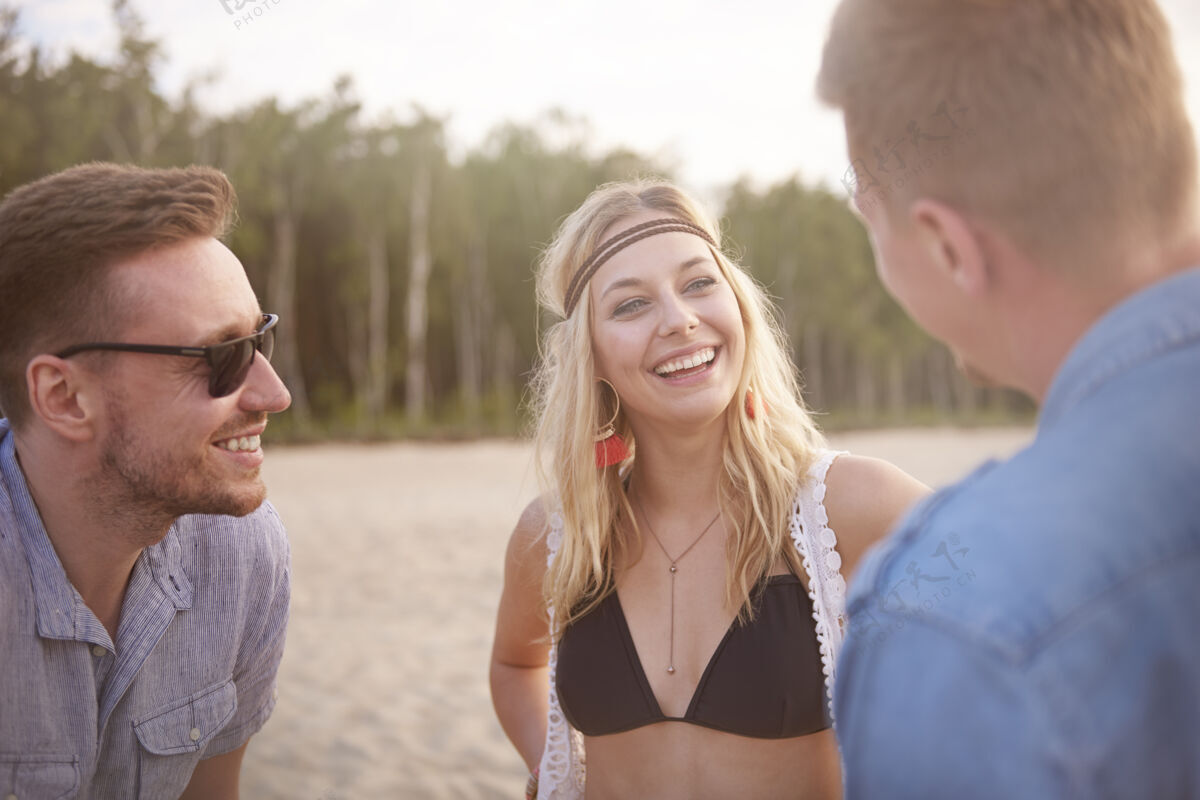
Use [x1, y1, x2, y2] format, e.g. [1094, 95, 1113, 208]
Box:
[563, 217, 718, 317]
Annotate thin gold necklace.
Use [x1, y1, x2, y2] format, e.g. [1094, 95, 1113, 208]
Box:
[634, 496, 722, 675]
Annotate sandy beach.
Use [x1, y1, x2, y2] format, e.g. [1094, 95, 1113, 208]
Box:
[244, 426, 1034, 799]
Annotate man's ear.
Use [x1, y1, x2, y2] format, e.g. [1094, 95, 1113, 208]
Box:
[25, 355, 101, 442]
[910, 198, 990, 296]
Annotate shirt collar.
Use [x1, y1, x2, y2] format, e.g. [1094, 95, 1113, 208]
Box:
[0, 424, 192, 642]
[1041, 267, 1200, 430]
[1, 423, 79, 639]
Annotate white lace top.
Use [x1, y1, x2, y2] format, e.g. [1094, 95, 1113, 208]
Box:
[536, 450, 849, 799]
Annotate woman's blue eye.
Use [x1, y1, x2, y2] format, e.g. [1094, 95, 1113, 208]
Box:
[687, 277, 717, 292]
[612, 298, 647, 317]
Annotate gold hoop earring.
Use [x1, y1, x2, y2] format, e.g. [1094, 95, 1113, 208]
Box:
[594, 378, 629, 468]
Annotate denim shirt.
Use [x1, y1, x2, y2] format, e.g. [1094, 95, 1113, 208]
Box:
[834, 268, 1200, 799]
[0, 422, 291, 799]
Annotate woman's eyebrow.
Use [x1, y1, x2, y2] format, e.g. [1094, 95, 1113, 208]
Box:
[678, 254, 713, 272]
[599, 276, 643, 300]
[598, 255, 714, 300]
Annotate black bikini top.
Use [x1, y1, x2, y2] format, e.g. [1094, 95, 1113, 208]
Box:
[555, 573, 830, 739]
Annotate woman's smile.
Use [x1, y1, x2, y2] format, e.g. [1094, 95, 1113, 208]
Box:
[652, 346, 718, 378]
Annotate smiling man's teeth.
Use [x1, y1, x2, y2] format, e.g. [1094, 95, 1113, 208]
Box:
[216, 435, 261, 452]
[654, 347, 716, 376]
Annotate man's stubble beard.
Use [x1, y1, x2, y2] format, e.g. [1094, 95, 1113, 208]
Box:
[96, 400, 267, 545]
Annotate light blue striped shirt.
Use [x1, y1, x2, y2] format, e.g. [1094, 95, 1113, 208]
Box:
[0, 420, 290, 799]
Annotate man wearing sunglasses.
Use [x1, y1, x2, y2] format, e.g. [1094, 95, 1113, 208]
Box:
[0, 163, 292, 798]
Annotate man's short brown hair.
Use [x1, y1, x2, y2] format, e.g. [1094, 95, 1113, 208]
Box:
[817, 0, 1198, 266]
[0, 163, 237, 428]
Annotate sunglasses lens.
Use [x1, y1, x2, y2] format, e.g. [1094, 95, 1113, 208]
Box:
[260, 324, 275, 362]
[207, 317, 277, 397]
[210, 339, 256, 397]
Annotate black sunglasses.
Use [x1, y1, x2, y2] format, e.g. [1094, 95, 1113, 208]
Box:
[56, 314, 279, 398]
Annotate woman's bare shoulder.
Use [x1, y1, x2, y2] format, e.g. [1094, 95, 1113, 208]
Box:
[823, 454, 930, 579]
[507, 495, 554, 565]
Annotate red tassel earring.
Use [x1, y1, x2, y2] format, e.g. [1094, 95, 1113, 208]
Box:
[594, 378, 630, 468]
[745, 387, 767, 420]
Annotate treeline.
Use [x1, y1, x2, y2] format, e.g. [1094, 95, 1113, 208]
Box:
[0, 3, 1029, 438]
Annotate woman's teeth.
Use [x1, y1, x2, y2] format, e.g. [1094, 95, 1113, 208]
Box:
[216, 435, 261, 452]
[654, 347, 716, 376]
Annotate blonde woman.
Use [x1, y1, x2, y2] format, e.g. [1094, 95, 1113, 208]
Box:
[490, 180, 928, 799]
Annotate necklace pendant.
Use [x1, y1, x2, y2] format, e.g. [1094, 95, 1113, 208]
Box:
[669, 564, 677, 573]
[667, 665, 675, 674]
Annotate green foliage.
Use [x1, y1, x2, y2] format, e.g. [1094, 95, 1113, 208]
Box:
[0, 4, 1028, 439]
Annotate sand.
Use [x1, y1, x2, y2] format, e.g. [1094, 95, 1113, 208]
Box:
[244, 426, 1034, 799]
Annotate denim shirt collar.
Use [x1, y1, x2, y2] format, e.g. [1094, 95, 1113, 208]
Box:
[0, 422, 192, 643]
[1041, 267, 1200, 431]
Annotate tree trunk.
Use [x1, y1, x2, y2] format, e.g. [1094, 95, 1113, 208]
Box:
[829, 335, 849, 411]
[405, 160, 433, 425]
[453, 231, 487, 426]
[887, 351, 906, 419]
[267, 188, 310, 422]
[855, 356, 876, 419]
[928, 348, 952, 416]
[802, 318, 824, 412]
[365, 223, 389, 424]
[131, 92, 161, 161]
[951, 362, 978, 415]
[774, 254, 798, 338]
[102, 90, 161, 162]
[492, 322, 518, 424]
[346, 296, 367, 428]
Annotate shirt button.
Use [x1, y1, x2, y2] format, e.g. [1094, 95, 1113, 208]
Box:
[189, 727, 201, 742]
[91, 645, 106, 657]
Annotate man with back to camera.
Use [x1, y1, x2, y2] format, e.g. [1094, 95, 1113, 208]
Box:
[0, 163, 293, 798]
[817, 1, 1200, 797]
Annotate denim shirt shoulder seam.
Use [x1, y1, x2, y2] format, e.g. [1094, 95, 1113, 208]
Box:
[1025, 540, 1200, 656]
[1042, 269, 1200, 427]
[1045, 320, 1200, 427]
[870, 606, 1033, 667]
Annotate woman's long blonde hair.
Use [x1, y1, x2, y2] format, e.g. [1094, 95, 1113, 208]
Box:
[531, 179, 826, 638]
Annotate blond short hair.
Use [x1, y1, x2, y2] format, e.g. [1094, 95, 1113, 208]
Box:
[817, 0, 1197, 265]
[0, 163, 236, 427]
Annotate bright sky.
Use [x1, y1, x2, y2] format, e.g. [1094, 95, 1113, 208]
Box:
[15, 0, 1200, 197]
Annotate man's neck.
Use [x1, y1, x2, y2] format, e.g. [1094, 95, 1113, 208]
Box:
[1003, 229, 1200, 403]
[13, 432, 172, 640]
